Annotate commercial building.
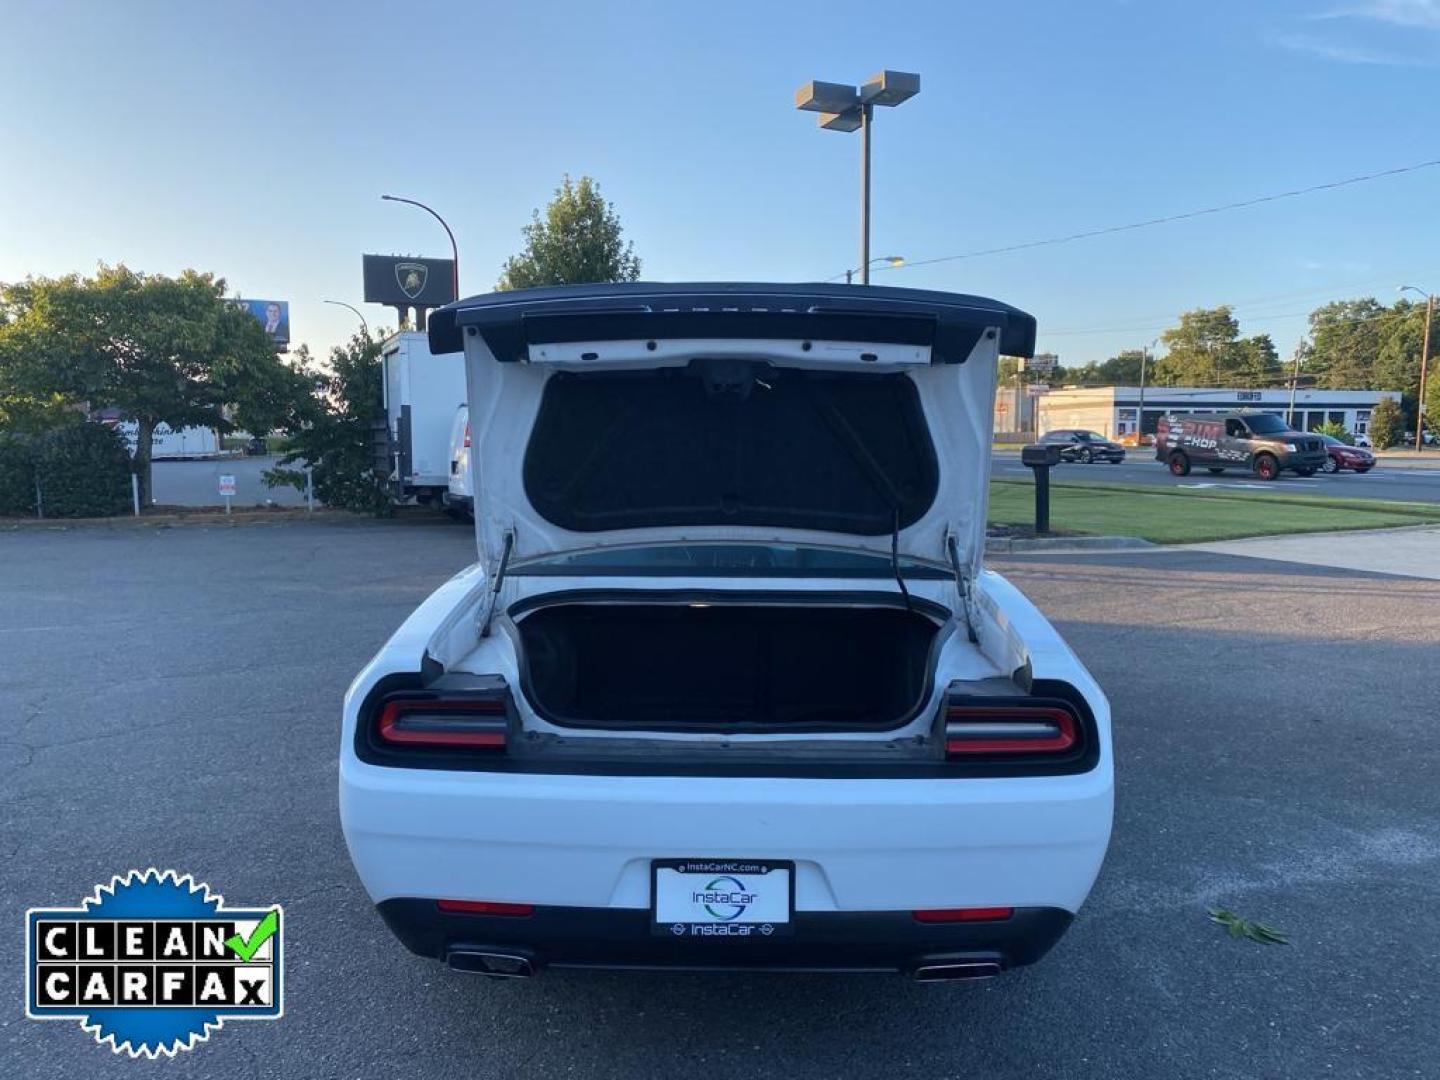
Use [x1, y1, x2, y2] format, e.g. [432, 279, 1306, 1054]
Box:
[1033, 386, 1401, 441]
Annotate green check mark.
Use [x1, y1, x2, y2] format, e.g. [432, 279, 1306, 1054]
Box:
[225, 909, 279, 962]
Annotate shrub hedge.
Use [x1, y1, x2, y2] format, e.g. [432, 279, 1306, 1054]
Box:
[0, 423, 134, 518]
[0, 436, 37, 516]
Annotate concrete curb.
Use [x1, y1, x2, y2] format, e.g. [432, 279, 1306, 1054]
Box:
[985, 534, 1156, 554]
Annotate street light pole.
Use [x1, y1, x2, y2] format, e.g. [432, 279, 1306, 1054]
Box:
[859, 103, 873, 284]
[381, 194, 460, 300]
[844, 255, 905, 287]
[795, 71, 919, 288]
[323, 299, 368, 336]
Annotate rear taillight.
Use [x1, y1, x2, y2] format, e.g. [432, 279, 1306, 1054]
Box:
[463, 422, 471, 448]
[437, 899, 533, 917]
[375, 695, 508, 750]
[913, 907, 1014, 923]
[944, 702, 1078, 757]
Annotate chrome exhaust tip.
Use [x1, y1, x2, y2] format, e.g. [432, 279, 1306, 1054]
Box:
[913, 961, 1003, 983]
[446, 950, 536, 978]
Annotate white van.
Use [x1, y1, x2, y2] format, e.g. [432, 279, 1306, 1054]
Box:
[444, 405, 472, 518]
[339, 282, 1114, 981]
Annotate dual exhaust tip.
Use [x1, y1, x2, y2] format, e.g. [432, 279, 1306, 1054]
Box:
[447, 950, 535, 979]
[913, 960, 1003, 982]
[446, 949, 1002, 983]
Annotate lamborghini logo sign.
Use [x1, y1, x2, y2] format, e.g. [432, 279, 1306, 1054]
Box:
[395, 262, 428, 300]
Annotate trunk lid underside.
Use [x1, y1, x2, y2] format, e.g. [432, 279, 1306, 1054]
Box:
[430, 283, 1035, 578]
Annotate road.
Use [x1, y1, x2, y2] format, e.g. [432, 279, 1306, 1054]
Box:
[3, 521, 1437, 1079]
[152, 454, 1440, 511]
[991, 452, 1440, 503]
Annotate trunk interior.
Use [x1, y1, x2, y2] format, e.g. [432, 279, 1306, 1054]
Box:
[514, 601, 945, 733]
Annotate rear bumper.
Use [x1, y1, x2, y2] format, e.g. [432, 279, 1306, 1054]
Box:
[377, 898, 1072, 975]
[340, 763, 1112, 922]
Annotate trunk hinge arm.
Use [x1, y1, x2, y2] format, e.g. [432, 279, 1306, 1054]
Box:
[477, 528, 516, 638]
[945, 532, 979, 644]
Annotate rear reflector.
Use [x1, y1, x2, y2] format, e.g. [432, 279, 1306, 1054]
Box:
[437, 899, 534, 917]
[944, 704, 1077, 756]
[377, 698, 507, 749]
[912, 907, 1014, 923]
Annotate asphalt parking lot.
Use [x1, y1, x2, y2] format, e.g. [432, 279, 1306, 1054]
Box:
[4, 520, 1437, 1079]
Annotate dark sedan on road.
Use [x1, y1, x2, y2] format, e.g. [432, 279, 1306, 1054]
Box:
[1318, 434, 1375, 473]
[1040, 429, 1126, 464]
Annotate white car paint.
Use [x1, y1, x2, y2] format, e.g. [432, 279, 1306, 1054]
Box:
[339, 284, 1114, 976]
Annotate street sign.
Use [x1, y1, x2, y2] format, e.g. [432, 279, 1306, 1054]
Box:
[1026, 383, 1050, 396]
[218, 474, 236, 496]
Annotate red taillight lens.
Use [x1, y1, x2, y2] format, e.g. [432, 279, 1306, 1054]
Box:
[913, 907, 1014, 923]
[463, 422, 471, 449]
[376, 697, 507, 749]
[944, 704, 1078, 756]
[437, 899, 533, 917]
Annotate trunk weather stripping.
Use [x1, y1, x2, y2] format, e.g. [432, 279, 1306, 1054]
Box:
[478, 529, 516, 638]
[946, 532, 978, 644]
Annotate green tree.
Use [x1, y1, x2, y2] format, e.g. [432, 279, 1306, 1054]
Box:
[1373, 298, 1428, 393]
[0, 266, 308, 504]
[1155, 306, 1279, 387]
[265, 335, 394, 516]
[497, 175, 641, 290]
[1368, 395, 1402, 449]
[1314, 419, 1354, 445]
[1302, 298, 1388, 389]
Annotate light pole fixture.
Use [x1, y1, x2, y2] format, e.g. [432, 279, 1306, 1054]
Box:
[844, 254, 906, 285]
[381, 194, 460, 300]
[1399, 285, 1435, 452]
[323, 299, 369, 336]
[796, 70, 920, 285]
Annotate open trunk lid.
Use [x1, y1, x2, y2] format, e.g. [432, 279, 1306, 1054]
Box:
[427, 282, 1036, 580]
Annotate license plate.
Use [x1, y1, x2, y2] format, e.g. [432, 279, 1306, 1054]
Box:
[651, 859, 794, 938]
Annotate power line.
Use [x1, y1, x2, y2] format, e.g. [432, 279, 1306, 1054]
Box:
[1045, 294, 1434, 339]
[865, 156, 1440, 273]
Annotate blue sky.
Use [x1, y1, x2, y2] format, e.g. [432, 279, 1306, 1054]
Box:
[2, 0, 1437, 369]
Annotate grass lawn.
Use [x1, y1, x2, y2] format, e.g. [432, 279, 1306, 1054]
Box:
[987, 479, 1440, 544]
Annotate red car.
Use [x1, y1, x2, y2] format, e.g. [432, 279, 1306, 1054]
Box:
[1318, 434, 1375, 473]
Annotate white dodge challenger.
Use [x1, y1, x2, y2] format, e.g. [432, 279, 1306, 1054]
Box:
[339, 282, 1113, 981]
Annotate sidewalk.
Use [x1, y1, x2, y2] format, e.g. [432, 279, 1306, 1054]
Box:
[1373, 449, 1440, 470]
[1185, 524, 1440, 579]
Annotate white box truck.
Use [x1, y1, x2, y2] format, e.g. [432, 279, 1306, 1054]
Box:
[379, 330, 469, 504]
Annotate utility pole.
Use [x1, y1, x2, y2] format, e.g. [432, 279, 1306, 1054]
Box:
[1419, 294, 1434, 452]
[1400, 286, 1435, 452]
[1288, 343, 1302, 426]
[1137, 338, 1156, 440]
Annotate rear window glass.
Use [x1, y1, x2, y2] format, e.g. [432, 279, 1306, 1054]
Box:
[522, 365, 939, 536]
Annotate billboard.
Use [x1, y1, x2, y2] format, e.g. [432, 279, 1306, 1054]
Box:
[362, 255, 456, 308]
[236, 299, 290, 345]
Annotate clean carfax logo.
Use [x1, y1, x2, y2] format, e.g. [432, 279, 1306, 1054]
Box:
[25, 869, 283, 1058]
